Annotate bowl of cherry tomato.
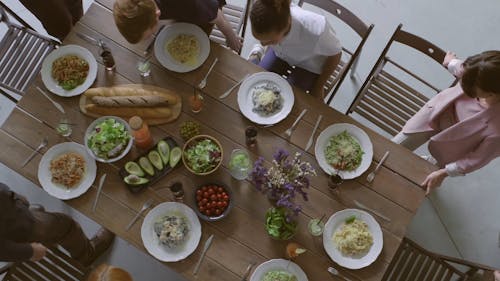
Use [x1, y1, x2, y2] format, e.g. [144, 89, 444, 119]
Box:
[194, 183, 232, 221]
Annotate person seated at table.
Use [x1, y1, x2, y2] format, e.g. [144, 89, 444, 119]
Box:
[0, 183, 114, 266]
[113, 0, 242, 52]
[87, 264, 133, 281]
[19, 0, 83, 41]
[248, 0, 342, 100]
[392, 50, 500, 194]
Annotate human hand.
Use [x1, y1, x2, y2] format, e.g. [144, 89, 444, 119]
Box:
[227, 35, 243, 53]
[442, 51, 457, 68]
[30, 243, 47, 261]
[421, 169, 448, 195]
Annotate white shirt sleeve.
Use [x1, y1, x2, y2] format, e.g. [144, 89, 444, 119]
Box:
[314, 23, 342, 56]
[445, 162, 465, 177]
[447, 58, 464, 78]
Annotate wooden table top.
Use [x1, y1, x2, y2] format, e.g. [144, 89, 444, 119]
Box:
[0, 2, 435, 280]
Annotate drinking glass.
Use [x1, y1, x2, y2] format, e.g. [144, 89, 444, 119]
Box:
[229, 149, 251, 180]
[56, 118, 72, 137]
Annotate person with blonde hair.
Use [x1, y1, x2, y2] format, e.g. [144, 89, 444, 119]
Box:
[87, 264, 133, 281]
[113, 0, 242, 52]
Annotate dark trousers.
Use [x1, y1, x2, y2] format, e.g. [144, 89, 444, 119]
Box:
[20, 0, 83, 41]
[28, 210, 93, 263]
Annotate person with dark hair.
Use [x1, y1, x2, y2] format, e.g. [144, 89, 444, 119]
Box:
[19, 0, 83, 41]
[0, 183, 114, 266]
[248, 0, 342, 99]
[113, 0, 242, 52]
[87, 264, 133, 281]
[392, 50, 500, 194]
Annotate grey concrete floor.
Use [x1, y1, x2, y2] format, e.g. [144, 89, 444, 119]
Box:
[1, 0, 500, 277]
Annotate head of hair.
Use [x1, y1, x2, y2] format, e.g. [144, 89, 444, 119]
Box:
[86, 264, 133, 281]
[250, 0, 291, 36]
[113, 0, 157, 44]
[460, 50, 500, 98]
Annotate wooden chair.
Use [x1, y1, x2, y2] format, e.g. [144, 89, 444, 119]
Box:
[298, 0, 374, 104]
[383, 238, 496, 281]
[0, 247, 89, 281]
[0, 4, 58, 99]
[209, 1, 251, 55]
[346, 24, 454, 137]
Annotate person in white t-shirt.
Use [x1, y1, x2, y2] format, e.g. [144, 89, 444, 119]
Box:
[249, 0, 342, 99]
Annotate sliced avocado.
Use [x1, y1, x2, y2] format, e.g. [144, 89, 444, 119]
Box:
[148, 150, 164, 171]
[157, 140, 170, 165]
[169, 147, 182, 168]
[124, 174, 149, 185]
[139, 156, 155, 176]
[125, 161, 144, 177]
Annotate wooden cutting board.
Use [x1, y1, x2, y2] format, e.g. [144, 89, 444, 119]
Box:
[79, 84, 182, 125]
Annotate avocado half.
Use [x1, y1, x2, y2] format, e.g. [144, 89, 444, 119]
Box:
[124, 174, 149, 185]
[148, 150, 164, 171]
[125, 161, 144, 177]
[139, 157, 155, 176]
[157, 140, 170, 165]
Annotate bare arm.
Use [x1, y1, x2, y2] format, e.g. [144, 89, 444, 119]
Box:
[311, 53, 341, 100]
[211, 9, 242, 53]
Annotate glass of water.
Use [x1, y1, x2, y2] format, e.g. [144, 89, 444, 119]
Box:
[56, 117, 72, 137]
[137, 57, 151, 77]
[229, 149, 251, 180]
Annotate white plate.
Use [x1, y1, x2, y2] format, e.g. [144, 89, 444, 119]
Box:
[154, 23, 210, 73]
[250, 259, 308, 281]
[314, 123, 373, 179]
[323, 209, 383, 269]
[38, 142, 97, 200]
[141, 202, 201, 262]
[41, 45, 98, 97]
[237, 72, 294, 125]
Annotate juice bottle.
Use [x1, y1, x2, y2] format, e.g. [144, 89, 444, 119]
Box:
[129, 116, 153, 150]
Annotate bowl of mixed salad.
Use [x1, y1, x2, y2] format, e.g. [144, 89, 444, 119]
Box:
[85, 116, 133, 163]
[182, 135, 223, 175]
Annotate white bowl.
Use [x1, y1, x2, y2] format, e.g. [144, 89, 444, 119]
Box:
[84, 116, 133, 163]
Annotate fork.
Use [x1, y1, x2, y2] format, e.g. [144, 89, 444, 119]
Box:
[219, 74, 249, 99]
[305, 114, 323, 151]
[366, 151, 390, 183]
[21, 137, 48, 168]
[125, 199, 154, 231]
[198, 58, 219, 89]
[284, 109, 307, 138]
[327, 266, 352, 281]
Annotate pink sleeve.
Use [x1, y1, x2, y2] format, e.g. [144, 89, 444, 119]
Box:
[447, 59, 464, 78]
[455, 136, 500, 174]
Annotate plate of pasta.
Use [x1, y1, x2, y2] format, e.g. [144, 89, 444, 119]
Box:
[237, 72, 294, 125]
[38, 142, 97, 200]
[323, 209, 383, 269]
[154, 23, 210, 73]
[41, 45, 98, 97]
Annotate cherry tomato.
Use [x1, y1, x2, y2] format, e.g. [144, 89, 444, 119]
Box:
[221, 201, 228, 208]
[217, 201, 224, 208]
[196, 195, 202, 201]
[209, 194, 216, 201]
[201, 198, 208, 205]
[223, 195, 229, 201]
[199, 206, 205, 212]
[202, 186, 208, 191]
[216, 193, 222, 199]
[205, 209, 212, 216]
[214, 209, 222, 216]
[196, 190, 203, 196]
[217, 187, 224, 193]
[203, 192, 209, 198]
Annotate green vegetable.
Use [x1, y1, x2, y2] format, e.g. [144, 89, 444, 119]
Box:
[139, 157, 155, 176]
[184, 139, 221, 173]
[87, 118, 130, 160]
[325, 130, 363, 171]
[169, 147, 182, 168]
[157, 140, 170, 165]
[345, 215, 356, 224]
[180, 121, 200, 141]
[265, 207, 297, 240]
[148, 150, 164, 171]
[124, 174, 149, 185]
[263, 270, 297, 281]
[125, 161, 144, 177]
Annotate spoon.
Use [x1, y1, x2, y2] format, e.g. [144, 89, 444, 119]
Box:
[327, 266, 352, 281]
[125, 199, 154, 231]
[21, 137, 48, 167]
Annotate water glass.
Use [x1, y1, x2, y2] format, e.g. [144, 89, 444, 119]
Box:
[56, 118, 72, 137]
[229, 149, 251, 180]
[137, 59, 151, 77]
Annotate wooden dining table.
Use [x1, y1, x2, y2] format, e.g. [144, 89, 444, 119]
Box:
[0, 2, 436, 280]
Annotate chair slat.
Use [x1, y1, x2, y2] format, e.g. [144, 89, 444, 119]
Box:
[368, 85, 414, 122]
[375, 74, 426, 111]
[356, 102, 399, 136]
[379, 70, 430, 105]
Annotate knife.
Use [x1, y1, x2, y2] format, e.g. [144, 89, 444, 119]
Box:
[240, 262, 256, 281]
[143, 25, 165, 56]
[76, 32, 102, 48]
[192, 234, 214, 275]
[36, 86, 65, 114]
[92, 174, 107, 212]
[305, 114, 323, 151]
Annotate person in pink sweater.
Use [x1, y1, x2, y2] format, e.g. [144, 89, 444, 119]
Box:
[392, 50, 500, 194]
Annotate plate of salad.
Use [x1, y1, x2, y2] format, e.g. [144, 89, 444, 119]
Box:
[85, 116, 133, 163]
[314, 123, 373, 179]
[182, 135, 223, 175]
[250, 259, 308, 281]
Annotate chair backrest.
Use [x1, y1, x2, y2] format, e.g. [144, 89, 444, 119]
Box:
[383, 238, 495, 281]
[209, 1, 251, 55]
[0, 6, 57, 97]
[3, 247, 89, 281]
[347, 24, 452, 136]
[298, 0, 374, 103]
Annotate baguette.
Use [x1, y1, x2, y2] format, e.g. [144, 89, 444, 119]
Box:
[84, 86, 178, 104]
[91, 95, 171, 107]
[85, 104, 172, 118]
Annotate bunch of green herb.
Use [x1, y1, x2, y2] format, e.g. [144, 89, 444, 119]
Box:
[265, 207, 298, 240]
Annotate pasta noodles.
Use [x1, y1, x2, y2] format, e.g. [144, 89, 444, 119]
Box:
[333, 219, 373, 256]
[166, 34, 199, 64]
[51, 55, 89, 90]
[50, 152, 85, 188]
